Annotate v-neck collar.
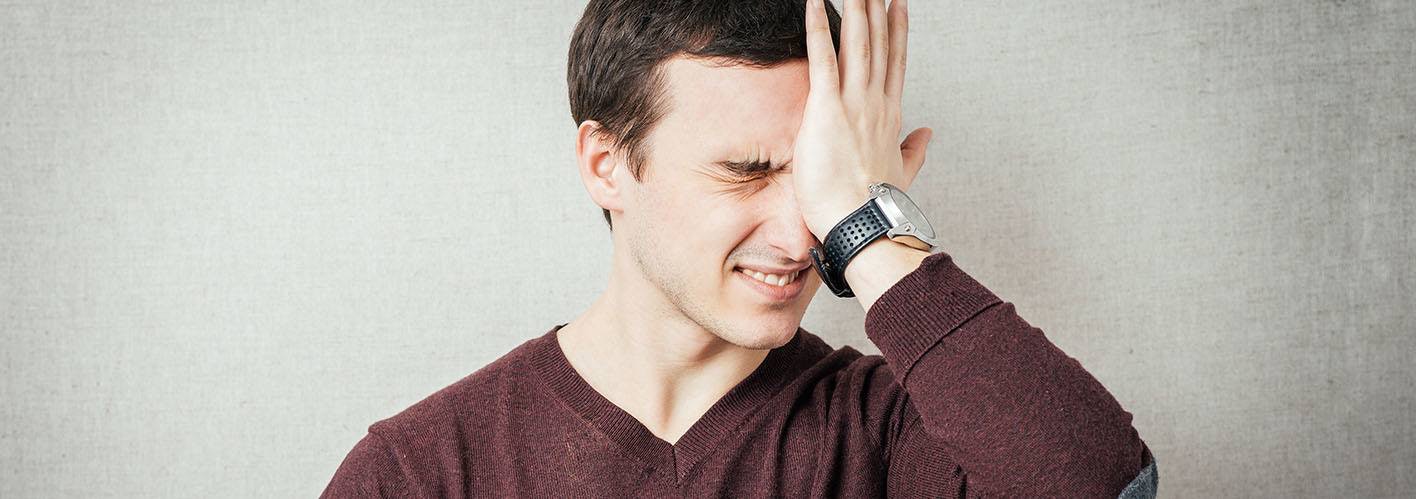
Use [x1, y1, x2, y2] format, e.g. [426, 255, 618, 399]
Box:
[528, 323, 810, 484]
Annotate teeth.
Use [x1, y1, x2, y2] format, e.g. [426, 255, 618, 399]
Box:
[741, 268, 798, 287]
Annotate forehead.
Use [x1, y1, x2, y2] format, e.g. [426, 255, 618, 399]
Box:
[652, 57, 810, 161]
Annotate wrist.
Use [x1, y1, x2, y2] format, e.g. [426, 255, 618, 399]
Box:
[807, 181, 941, 299]
[840, 238, 931, 312]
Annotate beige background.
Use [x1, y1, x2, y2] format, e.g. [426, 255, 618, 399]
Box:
[3, 1, 1413, 497]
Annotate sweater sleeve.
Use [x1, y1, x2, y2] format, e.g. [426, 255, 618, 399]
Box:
[321, 431, 419, 499]
[864, 250, 1151, 497]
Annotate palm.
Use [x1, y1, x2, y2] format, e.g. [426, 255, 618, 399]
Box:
[792, 0, 931, 240]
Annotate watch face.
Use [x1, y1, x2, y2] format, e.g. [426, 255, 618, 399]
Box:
[887, 188, 936, 239]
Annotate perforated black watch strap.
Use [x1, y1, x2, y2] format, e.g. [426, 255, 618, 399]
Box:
[808, 200, 891, 298]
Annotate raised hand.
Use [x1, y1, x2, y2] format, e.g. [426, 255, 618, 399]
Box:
[792, 0, 932, 240]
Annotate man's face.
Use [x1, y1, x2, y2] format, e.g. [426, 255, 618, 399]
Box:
[616, 56, 822, 350]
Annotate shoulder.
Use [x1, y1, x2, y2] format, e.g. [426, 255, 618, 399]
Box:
[764, 330, 916, 469]
[785, 330, 909, 422]
[793, 329, 899, 390]
[322, 329, 556, 496]
[369, 332, 547, 445]
[791, 329, 914, 428]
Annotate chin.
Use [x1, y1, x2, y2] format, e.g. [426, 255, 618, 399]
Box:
[728, 320, 801, 350]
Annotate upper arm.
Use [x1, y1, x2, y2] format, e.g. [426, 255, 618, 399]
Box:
[321, 432, 419, 499]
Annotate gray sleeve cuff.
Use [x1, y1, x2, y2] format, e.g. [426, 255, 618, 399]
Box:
[1117, 446, 1159, 499]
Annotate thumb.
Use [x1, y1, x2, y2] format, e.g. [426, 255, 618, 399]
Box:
[900, 127, 932, 187]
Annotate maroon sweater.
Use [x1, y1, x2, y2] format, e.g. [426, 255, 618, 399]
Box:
[323, 252, 1151, 497]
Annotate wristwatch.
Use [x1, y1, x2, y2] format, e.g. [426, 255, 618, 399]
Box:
[808, 182, 940, 298]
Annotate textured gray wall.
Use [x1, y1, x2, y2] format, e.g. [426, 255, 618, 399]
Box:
[2, 1, 1412, 497]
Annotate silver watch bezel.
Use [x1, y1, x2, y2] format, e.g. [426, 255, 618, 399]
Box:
[868, 182, 941, 251]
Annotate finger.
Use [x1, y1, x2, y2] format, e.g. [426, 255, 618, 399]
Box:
[868, 0, 888, 91]
[884, 0, 909, 99]
[840, 0, 870, 92]
[804, 0, 840, 94]
[900, 127, 932, 181]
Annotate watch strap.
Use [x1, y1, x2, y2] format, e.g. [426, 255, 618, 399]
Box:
[808, 199, 891, 298]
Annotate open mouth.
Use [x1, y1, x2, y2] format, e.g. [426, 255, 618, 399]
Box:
[733, 266, 808, 302]
[733, 267, 804, 287]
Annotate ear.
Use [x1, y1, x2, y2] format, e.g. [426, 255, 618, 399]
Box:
[576, 120, 628, 215]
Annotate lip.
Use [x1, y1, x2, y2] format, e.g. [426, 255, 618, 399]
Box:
[736, 264, 811, 275]
[733, 267, 807, 302]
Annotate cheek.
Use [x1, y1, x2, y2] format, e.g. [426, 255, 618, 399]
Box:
[696, 201, 758, 247]
[655, 187, 751, 236]
[640, 181, 767, 270]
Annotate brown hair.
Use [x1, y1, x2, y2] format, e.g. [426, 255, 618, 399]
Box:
[567, 0, 842, 230]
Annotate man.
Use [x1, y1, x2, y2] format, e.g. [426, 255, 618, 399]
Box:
[323, 0, 1158, 496]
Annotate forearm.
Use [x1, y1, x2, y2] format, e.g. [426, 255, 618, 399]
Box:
[863, 250, 1148, 496]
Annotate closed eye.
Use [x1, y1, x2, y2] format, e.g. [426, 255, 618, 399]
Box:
[704, 169, 774, 199]
[699, 159, 789, 199]
[716, 159, 789, 177]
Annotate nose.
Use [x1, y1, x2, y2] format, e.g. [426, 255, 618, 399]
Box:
[762, 180, 819, 265]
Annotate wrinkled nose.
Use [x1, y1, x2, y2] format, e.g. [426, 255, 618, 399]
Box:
[764, 181, 819, 266]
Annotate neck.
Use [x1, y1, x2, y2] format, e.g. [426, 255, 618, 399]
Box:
[556, 248, 771, 445]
